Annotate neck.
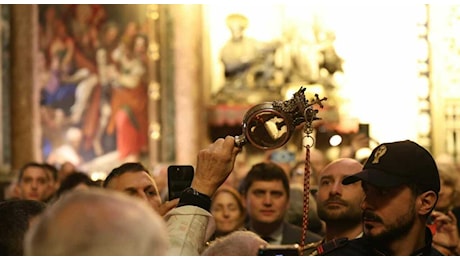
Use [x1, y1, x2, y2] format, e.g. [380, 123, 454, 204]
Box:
[250, 219, 282, 237]
[325, 220, 362, 242]
[214, 230, 231, 238]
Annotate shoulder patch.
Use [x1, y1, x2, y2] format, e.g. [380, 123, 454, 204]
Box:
[316, 237, 349, 255]
[302, 240, 323, 255]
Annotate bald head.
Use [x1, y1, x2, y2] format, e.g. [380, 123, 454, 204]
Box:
[24, 189, 169, 255]
[316, 158, 364, 238]
[319, 158, 363, 179]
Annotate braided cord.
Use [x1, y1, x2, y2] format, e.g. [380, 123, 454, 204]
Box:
[299, 145, 311, 255]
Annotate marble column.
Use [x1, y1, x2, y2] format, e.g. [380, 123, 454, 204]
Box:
[160, 5, 205, 164]
[10, 4, 40, 170]
[173, 4, 204, 164]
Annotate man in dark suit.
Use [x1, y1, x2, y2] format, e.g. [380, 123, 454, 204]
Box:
[240, 162, 322, 245]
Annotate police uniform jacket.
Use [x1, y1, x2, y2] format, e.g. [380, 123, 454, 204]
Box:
[318, 227, 444, 256]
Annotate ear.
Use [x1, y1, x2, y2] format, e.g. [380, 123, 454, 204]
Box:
[13, 184, 21, 197]
[417, 190, 438, 216]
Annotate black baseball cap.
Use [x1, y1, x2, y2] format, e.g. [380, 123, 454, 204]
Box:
[342, 140, 440, 194]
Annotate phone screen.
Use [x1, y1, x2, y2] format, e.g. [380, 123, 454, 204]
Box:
[167, 165, 194, 201]
[258, 244, 300, 256]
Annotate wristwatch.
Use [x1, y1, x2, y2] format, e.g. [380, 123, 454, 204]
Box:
[177, 187, 212, 212]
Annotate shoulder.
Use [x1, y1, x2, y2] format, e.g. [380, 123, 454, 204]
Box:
[318, 237, 371, 256]
[302, 239, 324, 255]
[283, 221, 319, 234]
[281, 221, 303, 235]
[315, 237, 350, 255]
[282, 222, 322, 243]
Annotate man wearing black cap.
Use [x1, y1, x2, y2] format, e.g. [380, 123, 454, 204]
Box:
[320, 140, 444, 255]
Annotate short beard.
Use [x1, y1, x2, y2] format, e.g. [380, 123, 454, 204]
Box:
[317, 204, 362, 225]
[365, 203, 416, 245]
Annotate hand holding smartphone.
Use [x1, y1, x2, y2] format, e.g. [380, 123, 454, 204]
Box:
[167, 165, 194, 201]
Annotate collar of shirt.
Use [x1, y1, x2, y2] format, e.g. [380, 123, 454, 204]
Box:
[264, 223, 284, 245]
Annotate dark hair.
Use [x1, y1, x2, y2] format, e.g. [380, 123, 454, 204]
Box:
[42, 163, 58, 182]
[17, 162, 46, 182]
[103, 162, 150, 188]
[0, 199, 46, 255]
[239, 162, 290, 198]
[56, 172, 98, 198]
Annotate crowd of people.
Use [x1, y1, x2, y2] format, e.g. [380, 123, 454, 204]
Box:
[0, 5, 451, 256]
[1, 135, 460, 256]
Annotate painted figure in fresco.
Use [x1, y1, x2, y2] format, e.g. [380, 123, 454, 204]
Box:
[40, 14, 98, 165]
[40, 5, 58, 52]
[106, 31, 149, 162]
[91, 21, 121, 156]
[38, 5, 151, 168]
[46, 127, 84, 167]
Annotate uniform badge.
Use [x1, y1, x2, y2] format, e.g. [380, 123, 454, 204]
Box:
[372, 145, 387, 164]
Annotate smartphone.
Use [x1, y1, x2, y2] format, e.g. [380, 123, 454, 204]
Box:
[358, 123, 369, 137]
[358, 123, 370, 147]
[167, 165, 194, 201]
[258, 244, 300, 256]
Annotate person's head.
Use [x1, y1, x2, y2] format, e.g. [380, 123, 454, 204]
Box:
[103, 162, 161, 212]
[240, 162, 290, 229]
[342, 140, 440, 244]
[17, 162, 50, 202]
[0, 200, 46, 255]
[316, 158, 364, 225]
[201, 230, 267, 256]
[41, 163, 58, 200]
[24, 189, 169, 255]
[435, 162, 459, 212]
[4, 179, 20, 200]
[226, 13, 248, 41]
[101, 20, 120, 45]
[58, 161, 76, 183]
[133, 33, 148, 54]
[210, 186, 245, 237]
[55, 172, 99, 199]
